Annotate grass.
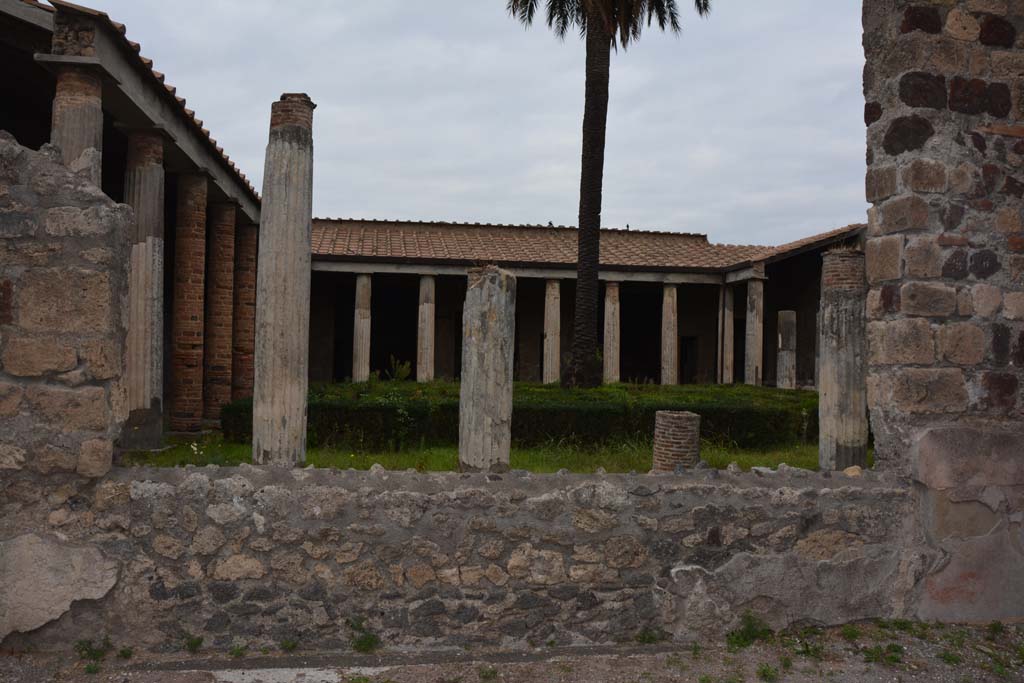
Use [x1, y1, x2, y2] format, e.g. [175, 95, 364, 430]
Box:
[726, 613, 773, 652]
[124, 432, 828, 474]
[757, 664, 779, 682]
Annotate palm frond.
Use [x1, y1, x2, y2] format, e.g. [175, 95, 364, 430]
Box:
[508, 0, 707, 47]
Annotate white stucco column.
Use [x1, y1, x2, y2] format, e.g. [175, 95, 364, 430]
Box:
[721, 285, 734, 384]
[543, 279, 561, 384]
[417, 275, 436, 383]
[745, 278, 765, 386]
[353, 274, 372, 382]
[661, 284, 678, 386]
[603, 282, 620, 384]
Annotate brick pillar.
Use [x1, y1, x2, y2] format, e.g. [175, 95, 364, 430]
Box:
[819, 250, 868, 470]
[353, 274, 372, 382]
[661, 284, 678, 385]
[777, 310, 797, 390]
[123, 130, 165, 447]
[417, 275, 436, 383]
[745, 278, 765, 385]
[51, 66, 103, 186]
[231, 224, 257, 401]
[652, 411, 701, 472]
[603, 282, 620, 384]
[169, 173, 208, 432]
[721, 285, 734, 384]
[203, 203, 236, 420]
[543, 279, 560, 384]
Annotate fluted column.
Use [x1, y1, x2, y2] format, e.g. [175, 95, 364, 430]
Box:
[417, 275, 436, 383]
[51, 66, 103, 185]
[231, 224, 258, 401]
[353, 274, 372, 382]
[745, 279, 765, 385]
[253, 93, 316, 466]
[543, 279, 560, 384]
[123, 130, 165, 445]
[203, 203, 236, 420]
[777, 310, 797, 390]
[603, 282, 620, 384]
[661, 284, 678, 385]
[169, 173, 208, 432]
[721, 285, 734, 384]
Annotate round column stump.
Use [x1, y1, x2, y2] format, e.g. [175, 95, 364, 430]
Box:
[652, 410, 701, 472]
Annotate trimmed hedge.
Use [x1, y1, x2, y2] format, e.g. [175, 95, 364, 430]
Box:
[222, 382, 818, 451]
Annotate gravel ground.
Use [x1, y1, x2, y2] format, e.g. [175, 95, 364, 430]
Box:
[2, 621, 1022, 683]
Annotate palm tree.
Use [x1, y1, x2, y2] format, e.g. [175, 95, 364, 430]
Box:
[507, 0, 711, 387]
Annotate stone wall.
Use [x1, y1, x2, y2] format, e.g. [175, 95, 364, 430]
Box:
[862, 0, 1024, 619]
[1, 465, 925, 650]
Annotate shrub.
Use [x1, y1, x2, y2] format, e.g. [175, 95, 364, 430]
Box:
[727, 612, 773, 651]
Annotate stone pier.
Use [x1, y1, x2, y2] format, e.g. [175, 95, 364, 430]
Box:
[543, 279, 560, 384]
[819, 250, 867, 470]
[203, 203, 236, 420]
[777, 310, 797, 390]
[417, 275, 436, 383]
[50, 66, 102, 185]
[123, 129, 165, 446]
[231, 224, 258, 401]
[252, 93, 316, 466]
[745, 278, 765, 385]
[603, 282, 620, 384]
[721, 285, 734, 384]
[169, 173, 208, 432]
[661, 284, 678, 385]
[459, 266, 516, 472]
[353, 274, 372, 382]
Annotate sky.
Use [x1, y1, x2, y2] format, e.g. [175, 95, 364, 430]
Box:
[81, 0, 867, 246]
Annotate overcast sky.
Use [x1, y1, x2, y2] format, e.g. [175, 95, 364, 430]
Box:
[84, 0, 867, 246]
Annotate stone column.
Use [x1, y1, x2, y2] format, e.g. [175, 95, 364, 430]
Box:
[819, 250, 868, 470]
[661, 284, 678, 385]
[543, 279, 560, 384]
[231, 224, 258, 401]
[252, 93, 316, 467]
[417, 275, 436, 383]
[722, 285, 734, 384]
[169, 173, 208, 432]
[51, 66, 102, 185]
[203, 203, 236, 420]
[353, 274, 372, 382]
[603, 282, 620, 384]
[745, 279, 765, 385]
[777, 310, 797, 390]
[652, 411, 701, 472]
[459, 266, 516, 472]
[123, 130, 165, 446]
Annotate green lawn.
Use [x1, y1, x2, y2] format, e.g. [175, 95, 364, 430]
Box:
[122, 433, 825, 473]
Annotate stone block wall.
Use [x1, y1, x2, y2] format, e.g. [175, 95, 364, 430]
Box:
[0, 132, 128, 480]
[863, 0, 1024, 619]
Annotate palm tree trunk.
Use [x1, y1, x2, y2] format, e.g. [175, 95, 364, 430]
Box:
[565, 12, 611, 388]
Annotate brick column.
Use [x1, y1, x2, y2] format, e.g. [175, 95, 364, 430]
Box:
[123, 130, 165, 446]
[819, 250, 867, 470]
[353, 274, 372, 382]
[543, 279, 560, 384]
[203, 203, 236, 420]
[652, 411, 701, 472]
[721, 285, 734, 384]
[231, 224, 257, 401]
[661, 284, 678, 385]
[169, 173, 208, 432]
[745, 278, 765, 385]
[777, 310, 797, 390]
[603, 282, 620, 384]
[417, 275, 436, 382]
[51, 66, 103, 186]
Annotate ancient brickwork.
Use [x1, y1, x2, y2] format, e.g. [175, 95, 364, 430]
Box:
[863, 0, 1024, 619]
[203, 203, 235, 421]
[651, 411, 701, 471]
[231, 224, 257, 401]
[0, 133, 128, 480]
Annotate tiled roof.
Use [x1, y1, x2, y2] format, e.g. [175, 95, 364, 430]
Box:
[313, 218, 776, 272]
[26, 0, 259, 203]
[767, 223, 865, 262]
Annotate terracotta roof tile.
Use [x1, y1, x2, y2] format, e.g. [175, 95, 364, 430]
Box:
[767, 223, 865, 261]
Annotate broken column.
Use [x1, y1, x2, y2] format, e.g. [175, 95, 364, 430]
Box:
[231, 224, 258, 401]
[252, 93, 315, 466]
[652, 411, 701, 472]
[203, 203, 236, 420]
[543, 279, 560, 384]
[745, 276, 765, 385]
[352, 274, 372, 382]
[777, 310, 797, 390]
[417, 275, 435, 382]
[459, 266, 516, 472]
[123, 129, 164, 446]
[51, 65, 102, 185]
[603, 282, 620, 384]
[661, 284, 678, 385]
[819, 249, 868, 470]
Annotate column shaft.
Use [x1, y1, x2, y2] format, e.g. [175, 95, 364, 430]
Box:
[169, 173, 208, 432]
[417, 275, 436, 382]
[722, 285, 734, 384]
[353, 274, 372, 382]
[603, 282, 620, 384]
[231, 225, 258, 401]
[661, 284, 678, 385]
[745, 279, 765, 385]
[543, 279, 561, 384]
[203, 203, 236, 420]
[51, 66, 103, 185]
[777, 310, 797, 389]
[253, 93, 316, 466]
